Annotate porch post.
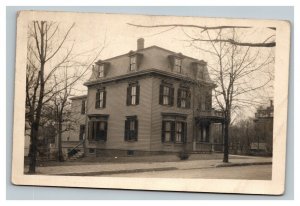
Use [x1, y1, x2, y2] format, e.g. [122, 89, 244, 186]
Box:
[193, 119, 197, 151]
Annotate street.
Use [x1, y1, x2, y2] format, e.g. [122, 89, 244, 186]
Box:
[26, 155, 272, 180]
[107, 164, 272, 180]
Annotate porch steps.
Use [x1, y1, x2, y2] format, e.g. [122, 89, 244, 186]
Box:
[68, 150, 84, 161]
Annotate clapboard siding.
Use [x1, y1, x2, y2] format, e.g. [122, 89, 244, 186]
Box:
[62, 97, 86, 142]
[150, 77, 196, 152]
[80, 44, 217, 154]
[86, 77, 152, 151]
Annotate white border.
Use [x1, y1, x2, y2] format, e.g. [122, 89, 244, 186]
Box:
[11, 10, 290, 196]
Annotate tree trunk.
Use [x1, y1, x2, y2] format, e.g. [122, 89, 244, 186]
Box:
[58, 120, 64, 162]
[223, 120, 230, 163]
[28, 122, 38, 173]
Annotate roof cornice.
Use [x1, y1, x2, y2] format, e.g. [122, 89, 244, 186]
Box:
[84, 69, 216, 88]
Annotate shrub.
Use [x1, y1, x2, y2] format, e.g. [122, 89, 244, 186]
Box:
[177, 151, 190, 160]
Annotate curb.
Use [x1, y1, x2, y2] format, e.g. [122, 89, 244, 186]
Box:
[53, 166, 178, 176]
[215, 161, 272, 168]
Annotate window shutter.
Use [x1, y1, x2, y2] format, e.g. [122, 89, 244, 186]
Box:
[94, 122, 98, 141]
[79, 125, 82, 140]
[170, 121, 175, 142]
[104, 63, 109, 77]
[186, 90, 191, 109]
[136, 85, 140, 105]
[177, 89, 181, 107]
[136, 54, 143, 70]
[168, 55, 175, 71]
[183, 122, 187, 143]
[159, 85, 163, 105]
[103, 90, 107, 108]
[169, 87, 174, 106]
[126, 86, 131, 106]
[205, 91, 212, 110]
[104, 121, 108, 141]
[95, 90, 100, 108]
[92, 65, 98, 79]
[81, 100, 85, 114]
[88, 121, 93, 140]
[124, 120, 129, 141]
[161, 121, 166, 142]
[134, 119, 138, 141]
[206, 125, 210, 142]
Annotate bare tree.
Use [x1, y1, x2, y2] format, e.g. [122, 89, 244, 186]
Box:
[194, 29, 274, 162]
[26, 20, 105, 173]
[128, 23, 274, 162]
[26, 21, 76, 173]
[127, 23, 276, 47]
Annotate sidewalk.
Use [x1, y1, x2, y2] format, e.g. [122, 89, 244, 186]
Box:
[27, 155, 272, 176]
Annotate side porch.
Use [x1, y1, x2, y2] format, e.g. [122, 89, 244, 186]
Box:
[192, 110, 225, 153]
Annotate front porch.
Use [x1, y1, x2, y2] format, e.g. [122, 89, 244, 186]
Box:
[193, 110, 225, 153]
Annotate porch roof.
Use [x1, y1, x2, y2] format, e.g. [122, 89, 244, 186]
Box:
[195, 110, 225, 124]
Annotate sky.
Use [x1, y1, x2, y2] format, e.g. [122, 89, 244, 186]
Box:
[32, 12, 275, 121]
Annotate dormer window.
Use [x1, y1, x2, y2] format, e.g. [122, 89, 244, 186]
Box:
[198, 69, 204, 79]
[168, 54, 184, 74]
[93, 61, 110, 79]
[191, 61, 207, 80]
[174, 58, 182, 73]
[98, 65, 104, 78]
[130, 56, 136, 71]
[128, 51, 143, 72]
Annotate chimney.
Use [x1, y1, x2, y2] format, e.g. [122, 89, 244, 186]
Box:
[137, 38, 144, 50]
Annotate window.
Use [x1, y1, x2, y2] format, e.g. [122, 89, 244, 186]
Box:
[163, 86, 170, 105]
[95, 89, 106, 109]
[88, 121, 107, 141]
[79, 124, 85, 140]
[199, 70, 204, 79]
[159, 85, 174, 106]
[200, 93, 206, 111]
[199, 91, 211, 111]
[177, 88, 191, 108]
[81, 100, 86, 114]
[176, 122, 183, 142]
[124, 116, 138, 141]
[130, 56, 136, 71]
[98, 65, 104, 78]
[198, 125, 209, 142]
[205, 91, 212, 110]
[163, 121, 173, 142]
[174, 58, 182, 73]
[127, 150, 134, 156]
[126, 83, 140, 106]
[162, 120, 187, 143]
[131, 86, 136, 105]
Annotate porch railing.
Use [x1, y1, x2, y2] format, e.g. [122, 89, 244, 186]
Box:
[67, 140, 84, 157]
[194, 142, 223, 152]
[199, 109, 224, 118]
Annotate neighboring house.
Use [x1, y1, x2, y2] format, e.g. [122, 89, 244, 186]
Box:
[253, 100, 274, 154]
[63, 39, 225, 157]
[61, 95, 87, 157]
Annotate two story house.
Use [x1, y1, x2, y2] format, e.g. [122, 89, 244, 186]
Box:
[62, 38, 225, 157]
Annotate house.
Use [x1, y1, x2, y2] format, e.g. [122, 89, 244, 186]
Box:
[252, 100, 274, 154]
[62, 39, 225, 158]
